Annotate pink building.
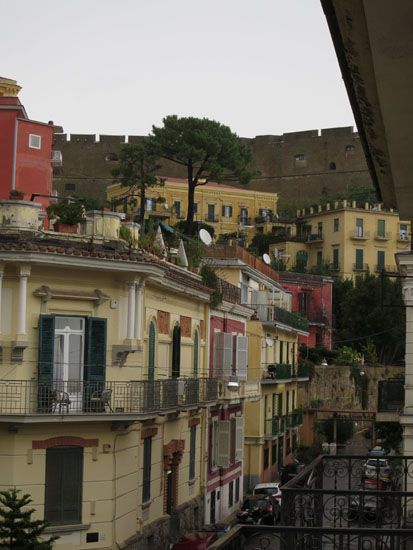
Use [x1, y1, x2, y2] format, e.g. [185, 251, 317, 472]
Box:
[278, 272, 333, 349]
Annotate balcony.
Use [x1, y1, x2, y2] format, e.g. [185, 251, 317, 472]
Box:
[238, 216, 252, 226]
[307, 233, 324, 242]
[0, 378, 218, 422]
[374, 231, 391, 240]
[353, 263, 369, 272]
[218, 379, 260, 402]
[285, 409, 303, 427]
[209, 454, 413, 550]
[205, 214, 219, 223]
[350, 230, 370, 240]
[398, 233, 411, 243]
[328, 263, 340, 272]
[375, 264, 398, 274]
[273, 306, 309, 332]
[216, 279, 241, 304]
[262, 363, 293, 384]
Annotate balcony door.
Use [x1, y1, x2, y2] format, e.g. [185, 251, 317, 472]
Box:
[53, 317, 85, 410]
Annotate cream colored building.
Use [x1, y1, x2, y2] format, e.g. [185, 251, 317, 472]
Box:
[0, 201, 218, 550]
[107, 177, 278, 242]
[203, 243, 309, 489]
[270, 201, 411, 279]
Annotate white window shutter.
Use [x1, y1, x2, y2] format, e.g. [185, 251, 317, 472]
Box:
[235, 417, 244, 461]
[217, 420, 231, 468]
[213, 332, 233, 378]
[213, 333, 224, 377]
[235, 336, 248, 380]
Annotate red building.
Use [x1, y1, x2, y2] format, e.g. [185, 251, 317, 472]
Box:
[278, 272, 333, 349]
[205, 292, 252, 525]
[0, 87, 56, 208]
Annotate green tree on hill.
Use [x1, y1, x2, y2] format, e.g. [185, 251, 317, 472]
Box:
[150, 115, 253, 231]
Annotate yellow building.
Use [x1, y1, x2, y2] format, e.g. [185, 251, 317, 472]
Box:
[270, 201, 411, 279]
[106, 177, 278, 242]
[0, 202, 218, 549]
[203, 243, 309, 489]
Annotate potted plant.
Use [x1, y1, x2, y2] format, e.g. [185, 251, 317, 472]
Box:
[9, 189, 25, 200]
[46, 200, 85, 233]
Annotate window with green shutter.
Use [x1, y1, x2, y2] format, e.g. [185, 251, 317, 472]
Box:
[377, 250, 385, 270]
[355, 249, 364, 270]
[142, 437, 152, 503]
[172, 325, 181, 378]
[193, 330, 199, 377]
[84, 317, 107, 382]
[377, 219, 385, 237]
[38, 315, 55, 385]
[189, 425, 196, 480]
[148, 321, 156, 381]
[277, 393, 283, 417]
[45, 447, 83, 525]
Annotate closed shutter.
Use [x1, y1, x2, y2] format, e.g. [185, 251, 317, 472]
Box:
[217, 420, 230, 468]
[148, 321, 155, 381]
[38, 315, 55, 384]
[213, 333, 233, 378]
[355, 249, 364, 269]
[277, 393, 283, 416]
[172, 325, 181, 378]
[193, 330, 199, 377]
[84, 317, 107, 382]
[45, 447, 83, 525]
[234, 335, 248, 380]
[235, 417, 244, 461]
[377, 250, 385, 270]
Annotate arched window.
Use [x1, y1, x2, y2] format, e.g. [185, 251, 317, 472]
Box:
[193, 330, 199, 377]
[172, 325, 181, 378]
[148, 321, 156, 381]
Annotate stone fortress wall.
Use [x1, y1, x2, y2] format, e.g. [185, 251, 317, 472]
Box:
[52, 126, 371, 206]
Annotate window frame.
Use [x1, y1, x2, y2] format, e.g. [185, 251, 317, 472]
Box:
[44, 446, 83, 526]
[29, 134, 41, 149]
[333, 218, 339, 232]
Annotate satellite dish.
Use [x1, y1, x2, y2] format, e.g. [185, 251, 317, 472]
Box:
[272, 248, 279, 258]
[163, 202, 169, 210]
[199, 228, 212, 246]
[263, 253, 271, 265]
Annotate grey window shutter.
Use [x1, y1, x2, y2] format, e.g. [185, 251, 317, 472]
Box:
[84, 317, 107, 382]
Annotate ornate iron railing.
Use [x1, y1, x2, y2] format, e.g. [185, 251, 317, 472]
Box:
[0, 377, 218, 417]
[209, 454, 413, 549]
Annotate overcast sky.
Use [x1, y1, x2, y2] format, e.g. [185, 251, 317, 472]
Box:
[1, 0, 355, 138]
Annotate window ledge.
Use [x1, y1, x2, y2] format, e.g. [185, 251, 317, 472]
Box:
[44, 523, 91, 534]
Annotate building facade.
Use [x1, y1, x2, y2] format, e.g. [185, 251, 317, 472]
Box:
[0, 79, 56, 208]
[106, 177, 279, 242]
[277, 271, 333, 349]
[270, 201, 411, 279]
[202, 244, 309, 490]
[0, 200, 220, 550]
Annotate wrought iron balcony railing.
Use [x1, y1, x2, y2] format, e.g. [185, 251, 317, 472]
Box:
[209, 454, 413, 549]
[297, 364, 310, 380]
[285, 409, 303, 427]
[262, 363, 293, 384]
[0, 378, 218, 418]
[264, 417, 279, 438]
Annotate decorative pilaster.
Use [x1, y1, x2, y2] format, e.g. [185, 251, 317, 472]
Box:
[127, 282, 136, 340]
[134, 283, 144, 340]
[17, 265, 31, 335]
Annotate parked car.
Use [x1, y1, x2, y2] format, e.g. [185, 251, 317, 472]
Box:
[252, 482, 282, 503]
[368, 446, 387, 457]
[349, 491, 386, 523]
[237, 495, 280, 526]
[363, 458, 391, 481]
[170, 525, 230, 550]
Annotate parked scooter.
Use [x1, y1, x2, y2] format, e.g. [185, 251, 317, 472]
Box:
[237, 495, 280, 525]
